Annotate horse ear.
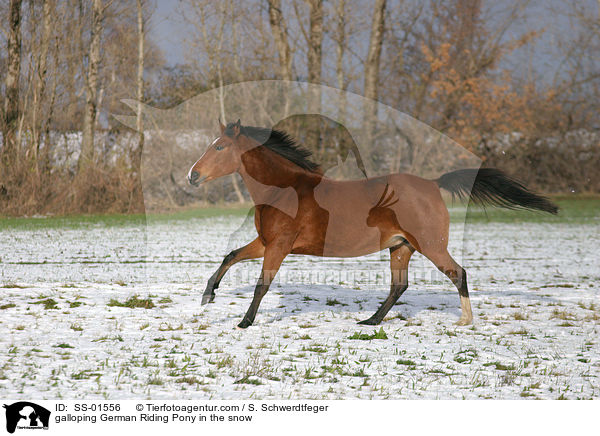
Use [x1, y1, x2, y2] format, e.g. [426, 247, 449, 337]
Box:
[219, 118, 225, 134]
[233, 122, 241, 138]
[236, 119, 241, 126]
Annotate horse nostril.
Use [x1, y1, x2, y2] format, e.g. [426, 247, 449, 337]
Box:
[188, 171, 199, 184]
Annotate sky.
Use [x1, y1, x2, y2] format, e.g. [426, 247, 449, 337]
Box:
[152, 1, 188, 66]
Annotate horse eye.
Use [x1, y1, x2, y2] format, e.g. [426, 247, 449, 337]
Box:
[215, 144, 224, 151]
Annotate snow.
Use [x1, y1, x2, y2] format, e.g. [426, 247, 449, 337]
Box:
[0, 212, 598, 399]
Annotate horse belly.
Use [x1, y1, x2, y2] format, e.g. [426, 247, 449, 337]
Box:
[292, 212, 383, 257]
[321, 225, 383, 257]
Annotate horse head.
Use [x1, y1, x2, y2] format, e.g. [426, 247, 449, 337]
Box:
[187, 119, 244, 186]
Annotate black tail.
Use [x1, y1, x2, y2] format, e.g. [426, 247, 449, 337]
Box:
[436, 168, 558, 214]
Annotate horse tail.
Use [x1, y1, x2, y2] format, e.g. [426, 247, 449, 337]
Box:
[435, 168, 559, 214]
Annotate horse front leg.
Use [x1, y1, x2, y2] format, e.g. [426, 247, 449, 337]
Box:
[237, 239, 292, 329]
[202, 238, 265, 305]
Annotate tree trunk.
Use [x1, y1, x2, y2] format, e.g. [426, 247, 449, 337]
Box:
[335, 0, 347, 124]
[363, 0, 386, 153]
[32, 0, 53, 165]
[132, 0, 145, 174]
[267, 0, 293, 81]
[267, 0, 293, 117]
[78, 0, 104, 171]
[41, 35, 60, 173]
[2, 0, 22, 166]
[307, 0, 323, 106]
[306, 0, 323, 152]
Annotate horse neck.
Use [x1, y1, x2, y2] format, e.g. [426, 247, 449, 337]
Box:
[237, 144, 318, 203]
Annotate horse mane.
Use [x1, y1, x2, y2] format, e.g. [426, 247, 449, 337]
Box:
[225, 122, 320, 173]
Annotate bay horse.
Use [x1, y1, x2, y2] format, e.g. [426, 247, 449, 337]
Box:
[188, 120, 558, 329]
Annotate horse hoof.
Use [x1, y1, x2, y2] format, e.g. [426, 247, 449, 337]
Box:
[358, 318, 379, 325]
[201, 294, 215, 305]
[237, 320, 252, 329]
[455, 318, 472, 326]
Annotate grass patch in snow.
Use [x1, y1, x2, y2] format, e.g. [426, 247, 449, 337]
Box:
[175, 376, 201, 385]
[147, 376, 164, 386]
[234, 376, 262, 385]
[454, 349, 478, 364]
[1, 283, 25, 288]
[30, 298, 58, 310]
[550, 309, 577, 321]
[483, 361, 516, 371]
[54, 343, 74, 349]
[301, 344, 328, 353]
[348, 327, 388, 340]
[158, 323, 183, 331]
[107, 295, 155, 309]
[396, 359, 417, 367]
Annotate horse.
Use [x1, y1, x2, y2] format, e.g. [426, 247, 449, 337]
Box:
[188, 120, 558, 329]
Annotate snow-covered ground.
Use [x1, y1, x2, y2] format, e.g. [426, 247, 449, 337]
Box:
[0, 212, 598, 399]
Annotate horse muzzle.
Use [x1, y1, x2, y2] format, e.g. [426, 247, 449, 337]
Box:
[187, 171, 207, 186]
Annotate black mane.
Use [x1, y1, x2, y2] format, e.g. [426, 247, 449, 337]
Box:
[225, 122, 320, 172]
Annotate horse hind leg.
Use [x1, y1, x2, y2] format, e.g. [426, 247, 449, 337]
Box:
[358, 243, 414, 325]
[202, 237, 265, 305]
[423, 248, 472, 326]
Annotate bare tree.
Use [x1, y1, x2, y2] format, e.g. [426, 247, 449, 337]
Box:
[2, 0, 22, 165]
[178, 0, 248, 203]
[267, 0, 294, 117]
[364, 0, 387, 102]
[132, 0, 145, 174]
[363, 0, 386, 147]
[333, 0, 347, 122]
[306, 0, 323, 150]
[548, 0, 600, 130]
[307, 0, 323, 89]
[30, 0, 54, 165]
[267, 0, 293, 81]
[79, 0, 105, 171]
